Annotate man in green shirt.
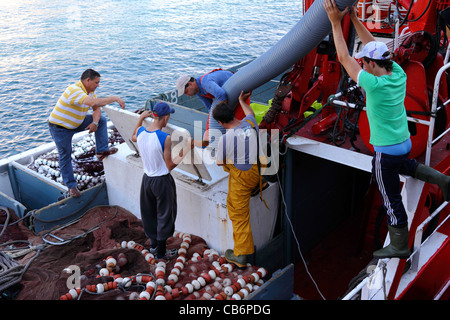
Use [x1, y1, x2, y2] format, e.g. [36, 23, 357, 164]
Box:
[324, 0, 450, 259]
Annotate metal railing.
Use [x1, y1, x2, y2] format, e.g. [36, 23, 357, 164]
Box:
[409, 44, 450, 272]
[410, 202, 450, 272]
[425, 43, 450, 166]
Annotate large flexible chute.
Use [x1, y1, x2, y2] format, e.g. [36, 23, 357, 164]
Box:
[208, 0, 357, 145]
[223, 0, 357, 107]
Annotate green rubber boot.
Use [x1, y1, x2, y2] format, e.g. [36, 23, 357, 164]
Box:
[225, 249, 247, 268]
[414, 163, 450, 201]
[373, 225, 410, 259]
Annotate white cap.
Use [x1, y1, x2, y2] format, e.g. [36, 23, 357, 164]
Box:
[176, 75, 190, 97]
[355, 41, 390, 60]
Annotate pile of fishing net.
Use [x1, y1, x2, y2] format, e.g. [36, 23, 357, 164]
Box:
[1, 206, 268, 300]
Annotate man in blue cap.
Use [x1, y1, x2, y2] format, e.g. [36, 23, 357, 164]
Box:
[132, 102, 194, 259]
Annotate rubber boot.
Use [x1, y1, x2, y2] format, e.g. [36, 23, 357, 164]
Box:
[413, 163, 450, 201]
[225, 249, 247, 268]
[373, 225, 410, 259]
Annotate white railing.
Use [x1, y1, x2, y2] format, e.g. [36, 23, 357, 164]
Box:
[410, 202, 450, 272]
[426, 44, 450, 166]
[357, 0, 408, 24]
[409, 43, 450, 272]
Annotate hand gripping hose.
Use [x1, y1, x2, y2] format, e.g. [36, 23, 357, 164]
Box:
[207, 0, 357, 143]
[222, 0, 358, 108]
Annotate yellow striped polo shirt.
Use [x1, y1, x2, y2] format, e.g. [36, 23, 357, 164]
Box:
[48, 80, 96, 129]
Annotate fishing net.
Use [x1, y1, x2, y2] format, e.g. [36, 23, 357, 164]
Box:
[1, 206, 267, 300]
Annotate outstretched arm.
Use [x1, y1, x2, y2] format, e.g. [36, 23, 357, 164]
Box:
[84, 95, 125, 109]
[324, 0, 362, 82]
[164, 135, 194, 171]
[349, 4, 375, 45]
[131, 110, 152, 142]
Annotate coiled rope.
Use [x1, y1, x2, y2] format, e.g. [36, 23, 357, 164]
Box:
[0, 204, 114, 297]
[0, 206, 45, 296]
[0, 251, 24, 293]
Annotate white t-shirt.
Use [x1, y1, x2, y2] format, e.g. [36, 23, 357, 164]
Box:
[136, 127, 169, 177]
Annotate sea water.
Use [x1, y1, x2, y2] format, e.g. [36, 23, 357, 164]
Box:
[0, 0, 303, 159]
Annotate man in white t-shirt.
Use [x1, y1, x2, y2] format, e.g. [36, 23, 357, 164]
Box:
[132, 102, 193, 260]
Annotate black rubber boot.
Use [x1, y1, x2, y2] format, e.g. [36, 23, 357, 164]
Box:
[413, 163, 450, 201]
[373, 225, 410, 259]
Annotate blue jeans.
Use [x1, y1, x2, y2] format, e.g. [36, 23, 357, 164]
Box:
[49, 115, 108, 189]
[371, 152, 418, 227]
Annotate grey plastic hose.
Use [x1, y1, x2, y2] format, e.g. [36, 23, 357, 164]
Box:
[223, 0, 357, 108]
[207, 0, 357, 150]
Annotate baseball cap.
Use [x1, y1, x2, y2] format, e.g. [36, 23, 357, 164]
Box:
[153, 102, 175, 117]
[176, 75, 190, 97]
[355, 41, 390, 60]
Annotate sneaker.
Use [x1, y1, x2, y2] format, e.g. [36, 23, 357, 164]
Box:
[225, 249, 247, 268]
[149, 246, 158, 255]
[156, 248, 177, 260]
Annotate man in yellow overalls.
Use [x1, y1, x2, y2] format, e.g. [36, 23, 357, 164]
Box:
[212, 91, 264, 267]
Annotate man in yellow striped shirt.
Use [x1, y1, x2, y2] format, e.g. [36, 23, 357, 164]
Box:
[48, 69, 125, 197]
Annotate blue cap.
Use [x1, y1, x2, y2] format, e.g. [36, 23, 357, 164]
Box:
[153, 102, 175, 117]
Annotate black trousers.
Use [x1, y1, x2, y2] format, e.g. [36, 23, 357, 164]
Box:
[140, 173, 177, 245]
[372, 151, 418, 227]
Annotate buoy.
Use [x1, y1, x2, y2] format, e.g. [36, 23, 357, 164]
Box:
[58, 232, 267, 301]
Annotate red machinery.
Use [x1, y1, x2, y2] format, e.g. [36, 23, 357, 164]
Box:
[261, 0, 450, 300]
[261, 0, 450, 159]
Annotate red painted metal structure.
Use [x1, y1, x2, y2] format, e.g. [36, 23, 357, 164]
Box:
[262, 0, 450, 299]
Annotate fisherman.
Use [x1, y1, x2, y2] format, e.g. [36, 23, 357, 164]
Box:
[48, 68, 125, 198]
[176, 69, 233, 112]
[212, 90, 267, 267]
[324, 0, 450, 259]
[176, 69, 236, 150]
[131, 102, 194, 260]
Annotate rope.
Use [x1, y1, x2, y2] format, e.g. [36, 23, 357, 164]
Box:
[41, 205, 118, 245]
[0, 251, 23, 293]
[0, 246, 43, 295]
[0, 206, 42, 297]
[0, 207, 11, 240]
[276, 173, 326, 300]
[0, 203, 118, 297]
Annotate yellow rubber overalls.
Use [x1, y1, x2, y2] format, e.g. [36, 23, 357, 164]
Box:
[222, 162, 260, 256]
